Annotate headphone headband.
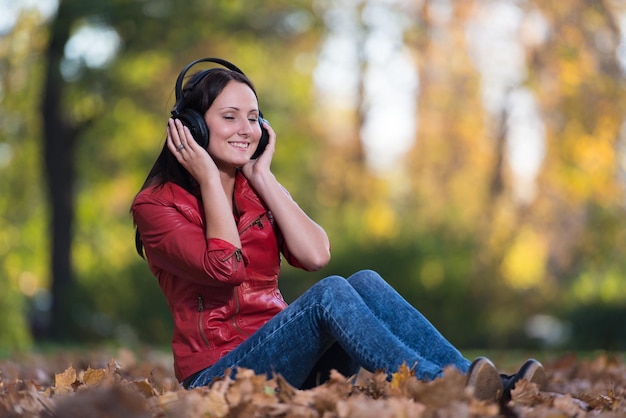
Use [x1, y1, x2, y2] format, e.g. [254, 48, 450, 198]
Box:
[174, 57, 246, 103]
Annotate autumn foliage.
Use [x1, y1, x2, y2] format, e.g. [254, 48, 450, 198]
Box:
[1, 350, 624, 417]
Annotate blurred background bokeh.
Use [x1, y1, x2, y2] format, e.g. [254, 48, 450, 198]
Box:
[1, 0, 625, 355]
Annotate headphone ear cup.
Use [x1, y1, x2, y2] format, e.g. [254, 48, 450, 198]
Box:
[251, 118, 270, 159]
[176, 109, 209, 148]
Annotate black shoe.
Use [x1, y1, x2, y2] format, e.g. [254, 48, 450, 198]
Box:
[501, 358, 548, 402]
[466, 357, 503, 402]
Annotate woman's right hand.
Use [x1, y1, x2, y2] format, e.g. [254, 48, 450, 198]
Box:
[166, 118, 219, 183]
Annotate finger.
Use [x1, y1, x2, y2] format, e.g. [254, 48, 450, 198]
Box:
[181, 125, 196, 152]
[175, 119, 189, 145]
[167, 119, 186, 154]
[169, 119, 187, 152]
[165, 121, 177, 153]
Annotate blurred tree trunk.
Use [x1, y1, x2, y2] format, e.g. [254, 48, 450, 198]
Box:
[40, 1, 82, 340]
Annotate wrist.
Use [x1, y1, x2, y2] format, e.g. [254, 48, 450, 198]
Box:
[248, 170, 276, 190]
[197, 173, 222, 190]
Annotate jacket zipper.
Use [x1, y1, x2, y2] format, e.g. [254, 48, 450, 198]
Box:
[220, 248, 243, 263]
[239, 214, 266, 234]
[197, 294, 210, 347]
[231, 287, 251, 337]
[224, 214, 265, 263]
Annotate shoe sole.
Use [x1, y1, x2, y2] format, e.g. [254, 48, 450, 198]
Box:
[467, 357, 503, 402]
[517, 359, 548, 391]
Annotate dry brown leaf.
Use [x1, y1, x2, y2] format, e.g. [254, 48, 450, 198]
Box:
[48, 383, 151, 418]
[337, 394, 394, 418]
[54, 366, 77, 389]
[152, 390, 179, 407]
[275, 373, 300, 403]
[107, 359, 122, 375]
[156, 388, 230, 418]
[52, 385, 74, 396]
[355, 369, 388, 399]
[386, 397, 427, 418]
[131, 378, 158, 398]
[405, 366, 468, 408]
[308, 370, 353, 413]
[578, 391, 617, 410]
[510, 378, 541, 405]
[553, 393, 589, 416]
[468, 397, 500, 416]
[82, 367, 107, 386]
[336, 394, 425, 418]
[390, 363, 414, 392]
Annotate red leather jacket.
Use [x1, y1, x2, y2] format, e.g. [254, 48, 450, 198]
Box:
[132, 172, 302, 382]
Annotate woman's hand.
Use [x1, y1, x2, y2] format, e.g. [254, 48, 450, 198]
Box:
[166, 118, 219, 184]
[241, 119, 276, 181]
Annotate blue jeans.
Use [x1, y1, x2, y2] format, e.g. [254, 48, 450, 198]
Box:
[184, 269, 471, 389]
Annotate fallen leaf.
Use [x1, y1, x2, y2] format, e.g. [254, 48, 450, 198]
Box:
[54, 366, 77, 389]
[83, 367, 107, 386]
[131, 378, 158, 398]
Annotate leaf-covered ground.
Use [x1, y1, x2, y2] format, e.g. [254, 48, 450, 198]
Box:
[0, 348, 624, 417]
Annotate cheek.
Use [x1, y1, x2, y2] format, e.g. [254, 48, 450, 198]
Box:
[253, 123, 263, 140]
[206, 122, 232, 142]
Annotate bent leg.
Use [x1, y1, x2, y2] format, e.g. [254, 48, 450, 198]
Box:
[347, 270, 471, 373]
[186, 275, 443, 389]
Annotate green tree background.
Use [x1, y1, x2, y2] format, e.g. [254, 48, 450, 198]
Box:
[1, 0, 625, 355]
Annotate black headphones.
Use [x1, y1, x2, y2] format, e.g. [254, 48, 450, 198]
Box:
[171, 57, 269, 159]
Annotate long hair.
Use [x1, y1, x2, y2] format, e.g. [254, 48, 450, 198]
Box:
[133, 68, 259, 257]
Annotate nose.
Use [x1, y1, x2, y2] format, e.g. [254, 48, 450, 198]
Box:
[238, 119, 253, 136]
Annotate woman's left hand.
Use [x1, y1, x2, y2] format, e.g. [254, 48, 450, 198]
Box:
[241, 119, 276, 181]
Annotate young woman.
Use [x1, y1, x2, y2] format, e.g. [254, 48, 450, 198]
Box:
[131, 58, 546, 402]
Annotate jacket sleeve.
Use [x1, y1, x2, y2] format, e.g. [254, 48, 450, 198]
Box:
[132, 189, 247, 286]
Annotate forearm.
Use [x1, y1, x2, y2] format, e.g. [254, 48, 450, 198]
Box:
[249, 172, 330, 270]
[199, 177, 242, 248]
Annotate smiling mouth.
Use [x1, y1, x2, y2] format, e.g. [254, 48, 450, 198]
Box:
[229, 142, 250, 150]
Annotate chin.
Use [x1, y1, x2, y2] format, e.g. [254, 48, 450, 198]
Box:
[235, 155, 252, 165]
[231, 156, 252, 169]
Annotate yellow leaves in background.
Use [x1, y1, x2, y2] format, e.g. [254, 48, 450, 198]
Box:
[501, 227, 547, 290]
[552, 117, 621, 204]
[364, 201, 398, 241]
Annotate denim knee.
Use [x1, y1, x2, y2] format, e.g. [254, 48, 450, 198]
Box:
[315, 275, 349, 294]
[346, 269, 384, 289]
[307, 275, 365, 307]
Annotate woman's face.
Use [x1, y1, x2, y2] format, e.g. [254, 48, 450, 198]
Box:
[204, 80, 262, 170]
